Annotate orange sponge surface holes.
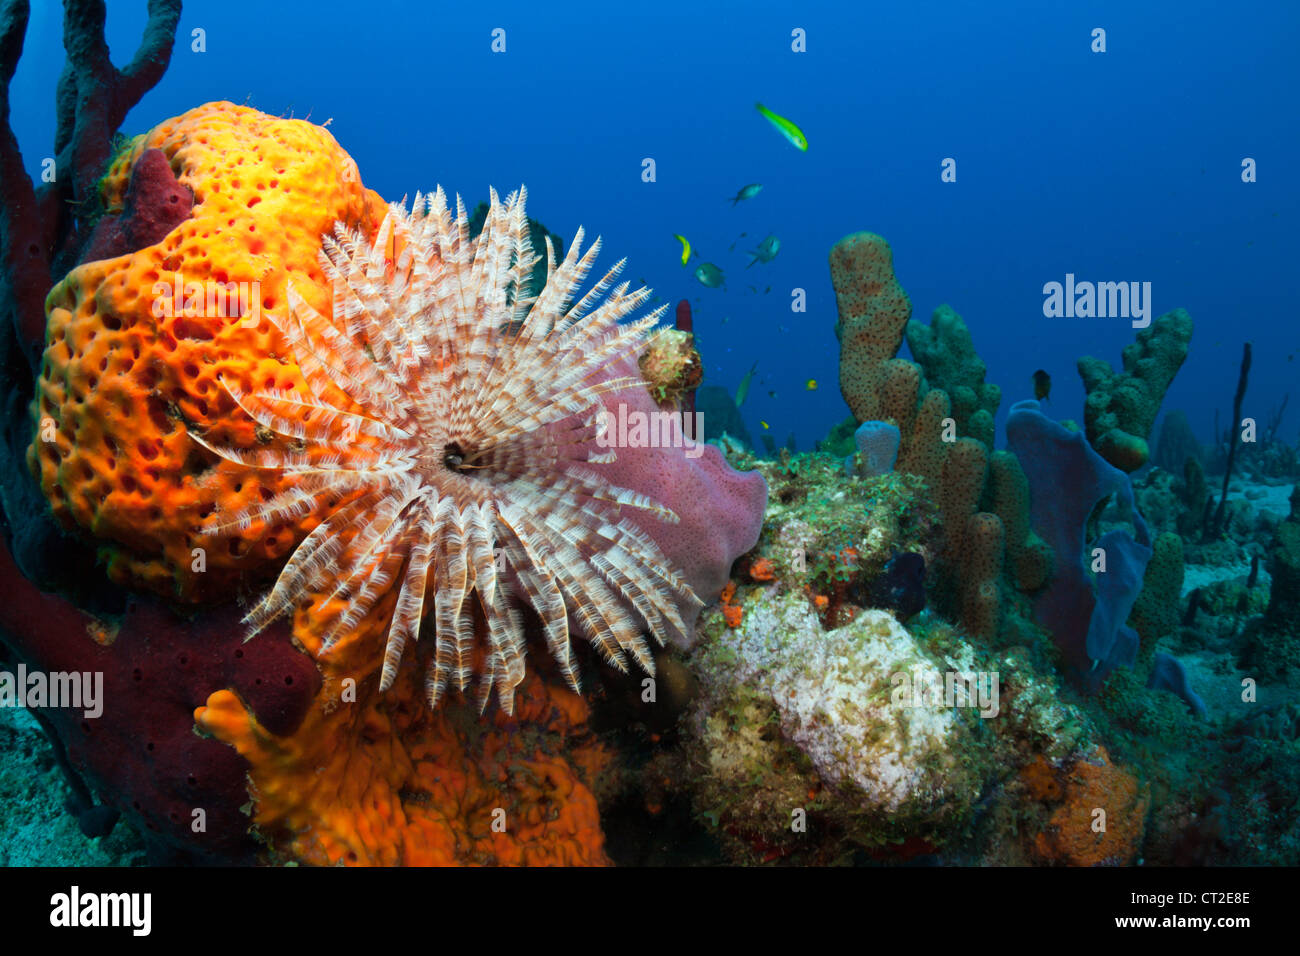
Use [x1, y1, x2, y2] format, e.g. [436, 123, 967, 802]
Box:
[30, 102, 390, 601]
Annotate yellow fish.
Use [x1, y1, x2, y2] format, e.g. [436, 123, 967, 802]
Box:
[761, 420, 770, 430]
[805, 379, 817, 391]
[755, 102, 808, 151]
[673, 233, 691, 266]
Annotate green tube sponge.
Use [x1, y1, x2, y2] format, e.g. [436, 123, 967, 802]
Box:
[987, 450, 1053, 593]
[1077, 309, 1193, 472]
[1128, 532, 1185, 671]
[905, 304, 1001, 441]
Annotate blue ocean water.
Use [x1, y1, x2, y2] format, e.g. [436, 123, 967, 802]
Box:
[11, 0, 1296, 452]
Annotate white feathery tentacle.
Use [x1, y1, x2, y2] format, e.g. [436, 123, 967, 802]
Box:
[193, 185, 698, 714]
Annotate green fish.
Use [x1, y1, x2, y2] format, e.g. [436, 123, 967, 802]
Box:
[728, 183, 764, 206]
[755, 102, 808, 151]
[746, 234, 780, 268]
[735, 362, 758, 407]
[695, 262, 725, 288]
[674, 233, 692, 266]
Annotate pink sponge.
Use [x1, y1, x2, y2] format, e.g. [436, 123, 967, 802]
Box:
[589, 356, 767, 639]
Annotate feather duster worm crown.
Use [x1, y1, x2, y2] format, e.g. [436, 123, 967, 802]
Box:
[192, 185, 700, 714]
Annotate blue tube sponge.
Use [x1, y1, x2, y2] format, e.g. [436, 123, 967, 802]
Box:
[844, 420, 901, 479]
[1005, 400, 1153, 691]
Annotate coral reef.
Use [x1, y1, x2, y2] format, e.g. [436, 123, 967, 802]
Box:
[197, 648, 615, 866]
[827, 234, 1047, 658]
[696, 383, 753, 447]
[670, 452, 1142, 865]
[0, 5, 1293, 869]
[0, 533, 316, 862]
[7, 99, 768, 863]
[1128, 531, 1185, 671]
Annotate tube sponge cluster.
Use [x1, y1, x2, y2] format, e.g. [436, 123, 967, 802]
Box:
[1077, 309, 1193, 472]
[829, 235, 1043, 643]
[906, 304, 1001, 449]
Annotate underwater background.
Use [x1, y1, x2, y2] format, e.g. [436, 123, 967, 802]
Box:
[9, 0, 1297, 451]
[0, 0, 1297, 868]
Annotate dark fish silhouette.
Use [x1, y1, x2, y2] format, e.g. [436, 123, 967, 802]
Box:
[1032, 369, 1051, 402]
[870, 552, 927, 620]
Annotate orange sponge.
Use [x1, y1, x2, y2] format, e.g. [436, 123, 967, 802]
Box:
[30, 101, 389, 600]
[1032, 747, 1150, 866]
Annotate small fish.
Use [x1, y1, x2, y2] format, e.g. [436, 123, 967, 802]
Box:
[761, 420, 770, 430]
[746, 234, 780, 269]
[755, 102, 808, 151]
[735, 361, 758, 407]
[777, 325, 788, 333]
[728, 242, 736, 252]
[763, 286, 771, 295]
[721, 315, 731, 325]
[805, 379, 817, 391]
[768, 390, 778, 399]
[1032, 369, 1051, 402]
[728, 183, 763, 206]
[695, 262, 725, 288]
[747, 285, 758, 294]
[673, 234, 691, 266]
